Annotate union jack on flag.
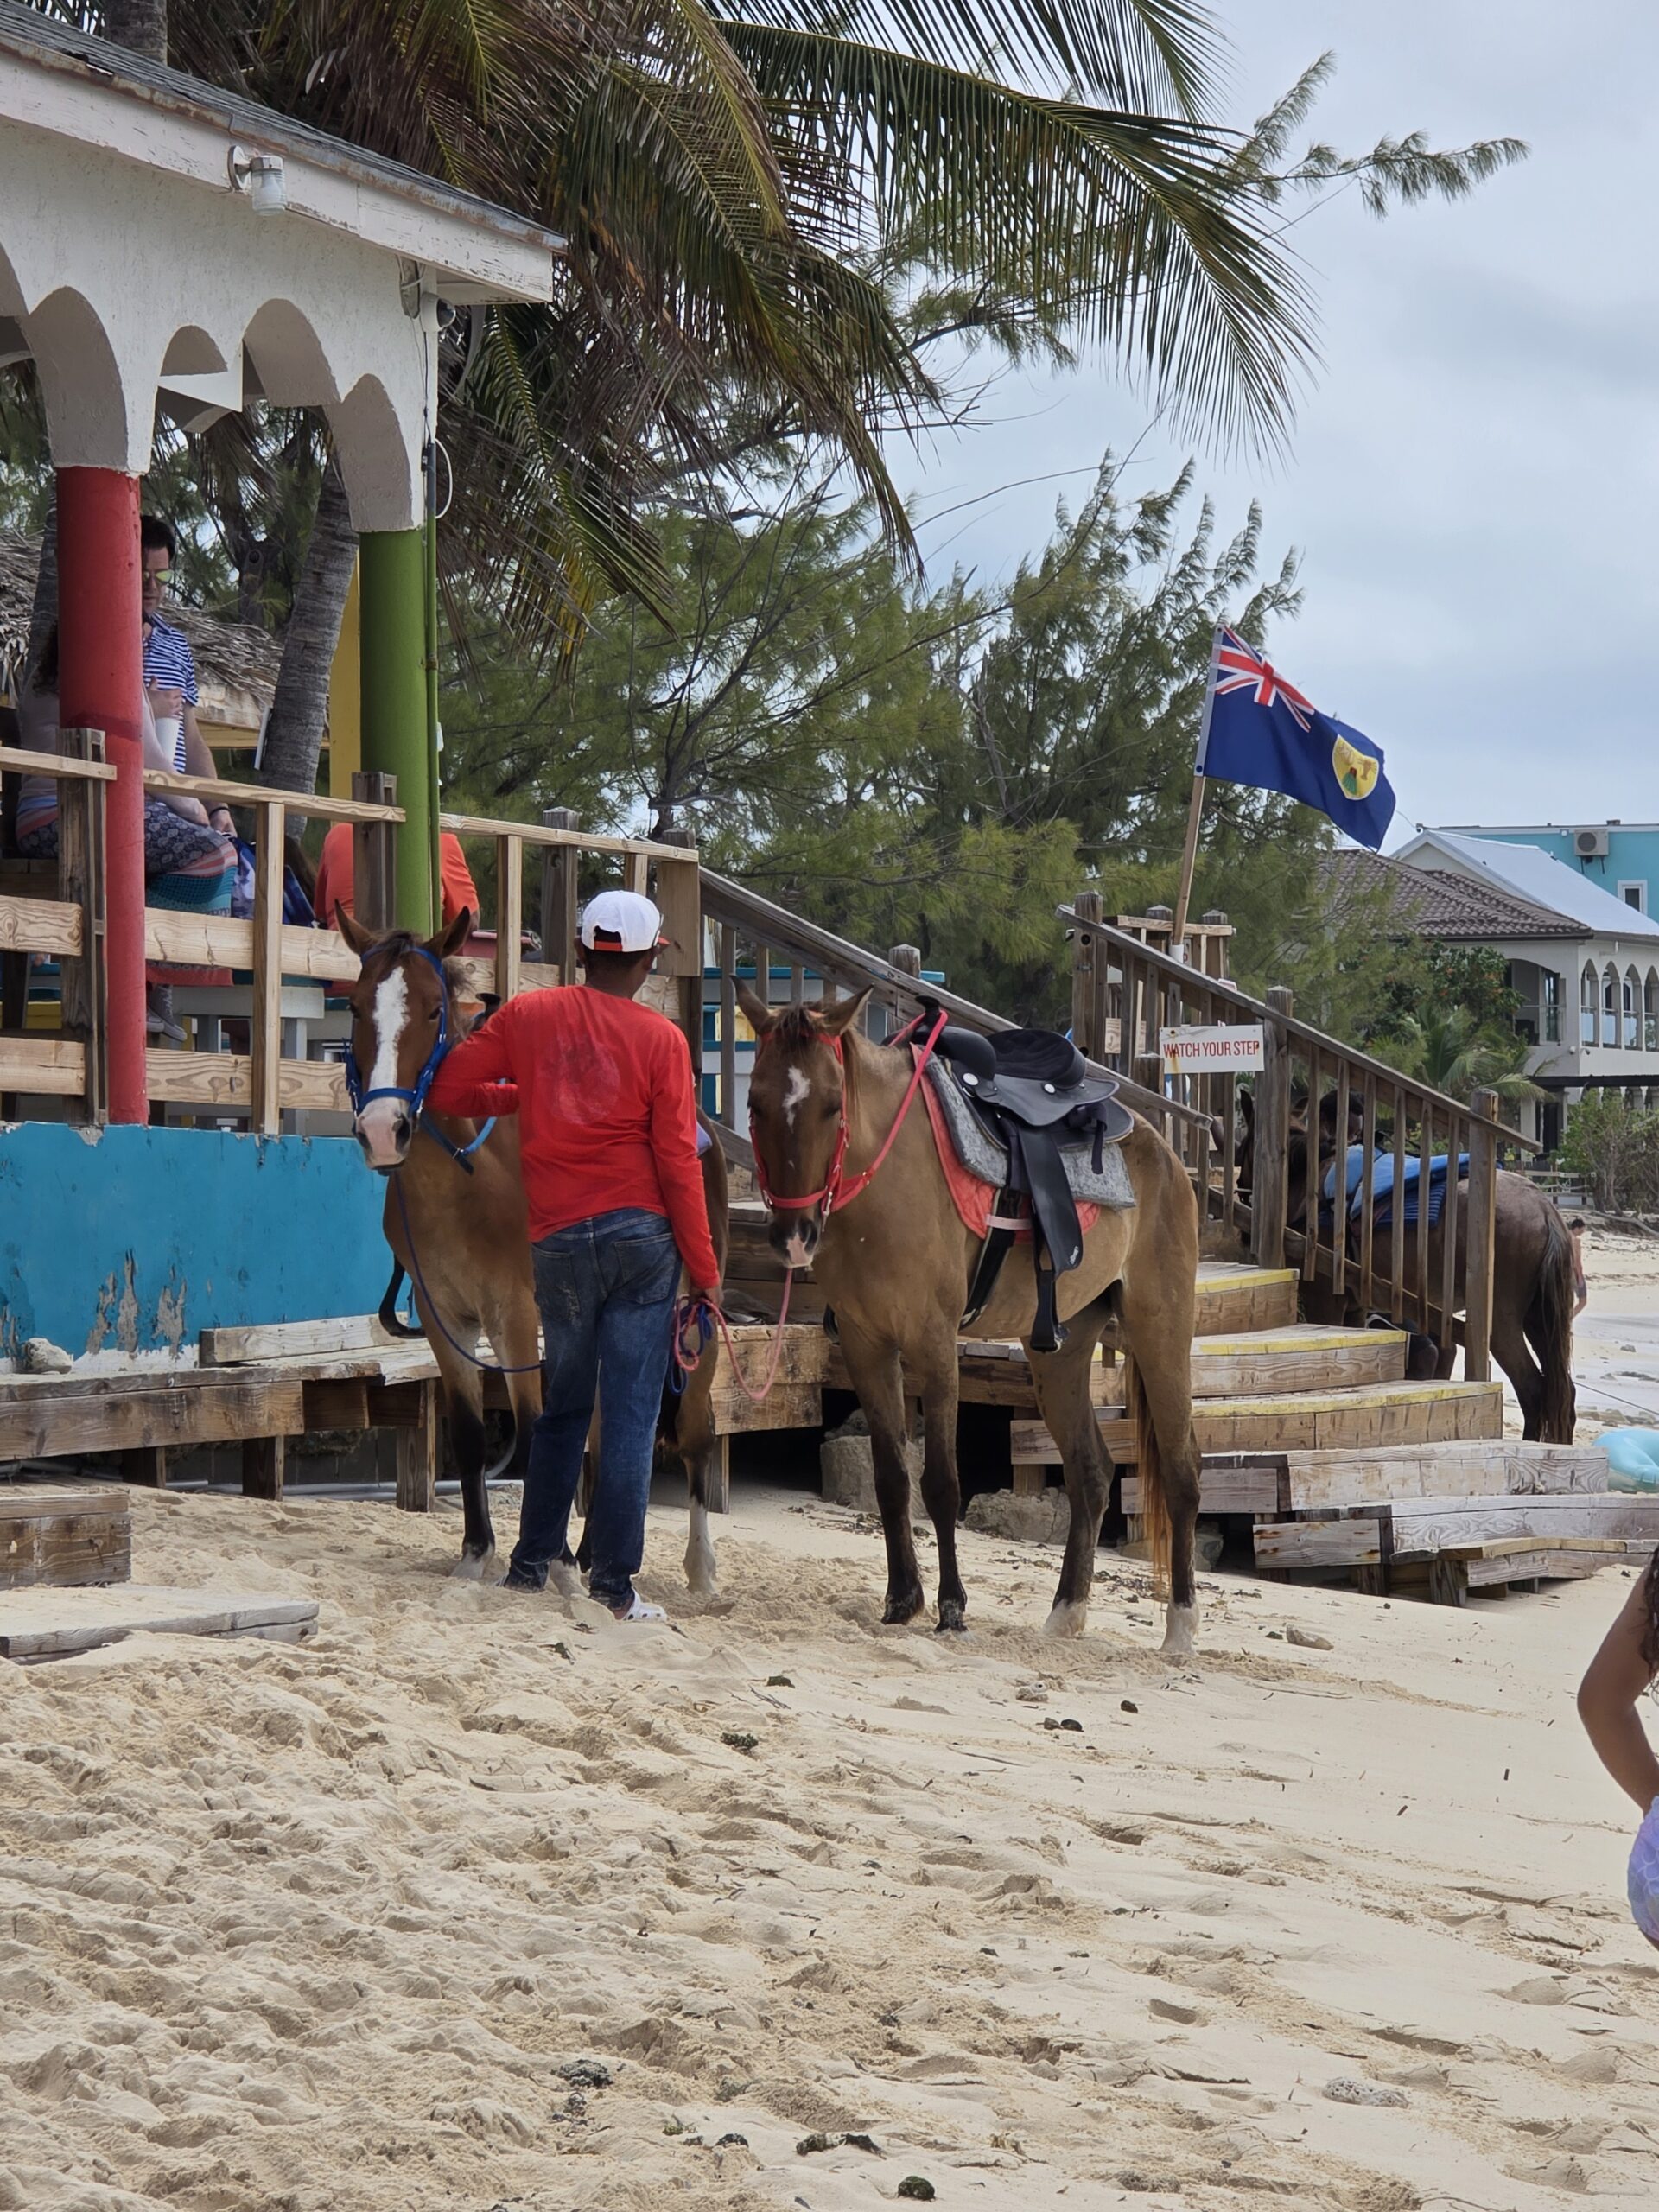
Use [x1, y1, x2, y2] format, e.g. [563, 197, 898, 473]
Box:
[1196, 624, 1395, 849]
[1212, 630, 1316, 733]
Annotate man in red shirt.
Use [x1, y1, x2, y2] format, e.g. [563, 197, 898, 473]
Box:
[315, 823, 480, 930]
[427, 889, 720, 1619]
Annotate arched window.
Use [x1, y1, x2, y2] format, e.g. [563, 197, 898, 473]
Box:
[1582, 964, 1599, 1048]
[1645, 970, 1658, 1052]
[1625, 968, 1641, 1050]
[1541, 969, 1561, 1043]
[1604, 963, 1619, 1048]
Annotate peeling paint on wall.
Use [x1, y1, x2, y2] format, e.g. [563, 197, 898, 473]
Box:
[3, 1125, 388, 1353]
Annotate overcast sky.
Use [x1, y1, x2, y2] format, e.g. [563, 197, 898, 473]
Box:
[896, 0, 1658, 843]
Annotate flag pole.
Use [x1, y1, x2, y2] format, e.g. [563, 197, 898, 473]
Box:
[1171, 627, 1224, 957]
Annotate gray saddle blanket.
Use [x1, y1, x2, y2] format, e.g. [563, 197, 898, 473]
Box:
[925, 1057, 1135, 1211]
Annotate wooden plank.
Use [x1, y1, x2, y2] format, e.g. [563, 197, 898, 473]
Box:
[537, 809, 582, 987]
[0, 1484, 126, 1522]
[1254, 1517, 1382, 1569]
[0, 1511, 130, 1592]
[1014, 1381, 1502, 1470]
[1465, 1086, 1497, 1384]
[0, 1035, 86, 1095]
[1464, 1549, 1626, 1589]
[394, 1380, 438, 1513]
[654, 852, 702, 980]
[249, 798, 285, 1135]
[144, 909, 361, 983]
[442, 810, 691, 865]
[145, 769, 402, 823]
[710, 1382, 823, 1436]
[1282, 1440, 1609, 1512]
[1386, 1495, 1659, 1556]
[146, 1050, 348, 1112]
[302, 1378, 372, 1428]
[0, 1585, 319, 1662]
[0, 746, 116, 783]
[1122, 1463, 1281, 1516]
[0, 893, 81, 958]
[0, 1375, 307, 1461]
[202, 1314, 401, 1366]
[1193, 1268, 1299, 1337]
[56, 730, 105, 1125]
[240, 1434, 286, 1502]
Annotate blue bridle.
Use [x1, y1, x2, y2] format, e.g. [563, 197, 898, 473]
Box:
[345, 944, 494, 1173]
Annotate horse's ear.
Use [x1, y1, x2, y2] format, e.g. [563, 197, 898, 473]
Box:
[737, 983, 775, 1036]
[427, 906, 473, 961]
[336, 906, 374, 957]
[816, 986, 874, 1039]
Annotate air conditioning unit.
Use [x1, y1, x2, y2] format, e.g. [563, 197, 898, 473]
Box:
[1573, 827, 1611, 860]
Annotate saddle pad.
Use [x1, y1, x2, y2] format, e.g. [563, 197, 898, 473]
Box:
[920, 1053, 1134, 1236]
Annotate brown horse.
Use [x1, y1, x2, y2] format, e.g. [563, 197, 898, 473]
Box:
[340, 908, 733, 1589]
[740, 986, 1203, 1655]
[1224, 1089, 1576, 1441]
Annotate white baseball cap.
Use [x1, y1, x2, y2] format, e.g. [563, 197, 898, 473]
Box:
[579, 888, 669, 954]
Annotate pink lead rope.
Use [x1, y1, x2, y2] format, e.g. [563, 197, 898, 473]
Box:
[672, 1269, 793, 1404]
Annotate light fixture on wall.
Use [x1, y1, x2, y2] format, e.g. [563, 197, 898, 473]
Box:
[227, 144, 288, 214]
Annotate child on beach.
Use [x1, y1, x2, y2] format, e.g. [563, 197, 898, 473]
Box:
[1579, 1552, 1659, 1949]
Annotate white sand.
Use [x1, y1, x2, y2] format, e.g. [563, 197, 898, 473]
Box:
[2, 1482, 1656, 2211]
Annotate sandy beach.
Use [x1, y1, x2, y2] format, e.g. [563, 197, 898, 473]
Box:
[3, 1475, 1656, 2212]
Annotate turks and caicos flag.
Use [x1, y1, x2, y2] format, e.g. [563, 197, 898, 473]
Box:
[1197, 627, 1395, 849]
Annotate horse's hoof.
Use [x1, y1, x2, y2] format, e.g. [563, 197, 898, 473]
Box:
[1159, 1601, 1198, 1662]
[881, 1588, 925, 1626]
[449, 1547, 497, 1583]
[547, 1560, 583, 1599]
[1040, 1599, 1088, 1640]
[935, 1599, 968, 1633]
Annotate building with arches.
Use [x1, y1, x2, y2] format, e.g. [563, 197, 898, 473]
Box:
[0, 3, 559, 1122]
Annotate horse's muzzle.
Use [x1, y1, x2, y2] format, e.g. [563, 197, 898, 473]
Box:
[354, 1103, 412, 1172]
[769, 1213, 820, 1269]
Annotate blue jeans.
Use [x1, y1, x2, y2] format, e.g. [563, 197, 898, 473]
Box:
[510, 1207, 680, 1608]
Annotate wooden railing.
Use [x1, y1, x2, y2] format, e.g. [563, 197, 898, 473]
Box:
[696, 871, 1217, 1167]
[0, 766, 696, 1135]
[1060, 898, 1531, 1376]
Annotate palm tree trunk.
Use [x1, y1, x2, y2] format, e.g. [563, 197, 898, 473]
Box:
[103, 0, 168, 61]
[257, 456, 358, 797]
[24, 503, 56, 689]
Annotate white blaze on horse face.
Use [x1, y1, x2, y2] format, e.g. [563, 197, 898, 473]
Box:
[781, 1065, 810, 1128]
[356, 966, 412, 1162]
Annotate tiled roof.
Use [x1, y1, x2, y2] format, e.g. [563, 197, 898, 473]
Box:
[1319, 849, 1585, 941]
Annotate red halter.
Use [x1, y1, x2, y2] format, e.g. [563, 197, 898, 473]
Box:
[750, 1009, 947, 1222]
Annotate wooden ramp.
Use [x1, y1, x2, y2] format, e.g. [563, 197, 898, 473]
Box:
[0, 1584, 319, 1661]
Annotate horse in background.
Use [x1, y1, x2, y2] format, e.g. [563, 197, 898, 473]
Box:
[340, 907, 732, 1590]
[741, 985, 1204, 1657]
[1222, 1087, 1576, 1441]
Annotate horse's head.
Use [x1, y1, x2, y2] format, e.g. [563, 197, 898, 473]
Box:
[738, 982, 873, 1269]
[338, 905, 476, 1171]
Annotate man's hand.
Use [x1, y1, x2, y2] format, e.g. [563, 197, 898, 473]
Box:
[207, 804, 235, 838]
[147, 683, 185, 721]
[690, 1286, 721, 1312]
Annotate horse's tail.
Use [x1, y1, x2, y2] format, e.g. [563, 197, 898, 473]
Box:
[1529, 1204, 1578, 1443]
[378, 1262, 426, 1342]
[1126, 1353, 1172, 1601]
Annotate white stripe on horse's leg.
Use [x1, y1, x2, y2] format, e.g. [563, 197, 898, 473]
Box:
[684, 1497, 717, 1592]
[1160, 1600, 1198, 1661]
[1040, 1599, 1089, 1639]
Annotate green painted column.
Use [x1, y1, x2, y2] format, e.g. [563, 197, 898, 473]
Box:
[359, 527, 435, 934]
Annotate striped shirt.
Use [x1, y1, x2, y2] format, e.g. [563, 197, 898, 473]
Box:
[143, 613, 198, 772]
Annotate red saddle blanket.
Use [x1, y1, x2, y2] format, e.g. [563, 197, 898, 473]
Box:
[916, 1051, 1101, 1243]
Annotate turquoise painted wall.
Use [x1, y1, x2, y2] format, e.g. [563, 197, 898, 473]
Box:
[0, 1126, 390, 1358]
[1460, 826, 1659, 915]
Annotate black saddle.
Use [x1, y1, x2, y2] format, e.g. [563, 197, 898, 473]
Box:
[928, 1016, 1132, 1354]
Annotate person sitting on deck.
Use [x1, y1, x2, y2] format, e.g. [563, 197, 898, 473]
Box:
[424, 887, 721, 1621]
[15, 621, 237, 1041]
[314, 822, 480, 931]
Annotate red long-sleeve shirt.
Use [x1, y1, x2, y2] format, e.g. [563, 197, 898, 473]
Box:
[427, 986, 721, 1287]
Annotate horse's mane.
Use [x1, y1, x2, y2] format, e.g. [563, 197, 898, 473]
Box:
[771, 1004, 821, 1052]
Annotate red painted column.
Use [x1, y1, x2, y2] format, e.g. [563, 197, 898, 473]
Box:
[57, 467, 146, 1123]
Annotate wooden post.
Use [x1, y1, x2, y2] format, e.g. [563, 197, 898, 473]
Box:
[241, 1433, 286, 1501]
[539, 807, 581, 982]
[887, 942, 922, 1039]
[249, 796, 286, 1136]
[1465, 1087, 1498, 1382]
[494, 832, 523, 1002]
[58, 729, 106, 1126]
[1069, 892, 1102, 1058]
[395, 1379, 439, 1512]
[719, 921, 738, 1124]
[120, 1446, 170, 1488]
[657, 828, 703, 1071]
[1252, 985, 1294, 1271]
[352, 772, 397, 934]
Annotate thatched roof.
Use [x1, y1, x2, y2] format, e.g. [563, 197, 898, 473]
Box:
[0, 531, 281, 732]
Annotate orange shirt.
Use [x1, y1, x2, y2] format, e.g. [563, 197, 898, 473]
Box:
[426, 985, 721, 1286]
[315, 824, 480, 930]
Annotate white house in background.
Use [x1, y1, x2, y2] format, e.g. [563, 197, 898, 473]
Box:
[1389, 829, 1659, 1149]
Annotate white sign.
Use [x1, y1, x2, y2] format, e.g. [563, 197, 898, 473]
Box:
[1160, 1023, 1265, 1075]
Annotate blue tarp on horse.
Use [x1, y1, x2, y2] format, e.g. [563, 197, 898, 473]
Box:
[1322, 1146, 1470, 1230]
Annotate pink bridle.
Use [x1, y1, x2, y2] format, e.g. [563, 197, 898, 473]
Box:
[749, 1008, 947, 1223]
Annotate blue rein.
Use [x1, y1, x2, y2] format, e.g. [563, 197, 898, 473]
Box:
[345, 945, 493, 1175]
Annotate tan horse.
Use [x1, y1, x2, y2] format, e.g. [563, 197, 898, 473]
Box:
[740, 987, 1203, 1655]
[341, 907, 732, 1589]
